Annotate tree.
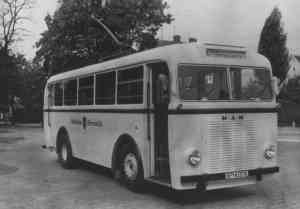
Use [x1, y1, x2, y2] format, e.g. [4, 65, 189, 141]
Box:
[0, 0, 34, 111]
[17, 60, 46, 122]
[279, 76, 300, 102]
[0, 52, 46, 122]
[258, 7, 290, 83]
[0, 0, 34, 55]
[35, 0, 173, 75]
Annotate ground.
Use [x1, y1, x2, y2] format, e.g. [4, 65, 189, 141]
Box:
[0, 125, 300, 209]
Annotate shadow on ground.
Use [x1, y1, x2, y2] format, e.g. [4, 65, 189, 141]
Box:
[71, 159, 255, 205]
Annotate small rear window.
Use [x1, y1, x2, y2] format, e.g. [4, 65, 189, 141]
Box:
[54, 83, 63, 106]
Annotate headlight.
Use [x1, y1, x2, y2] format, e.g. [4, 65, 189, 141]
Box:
[264, 145, 276, 160]
[188, 150, 201, 167]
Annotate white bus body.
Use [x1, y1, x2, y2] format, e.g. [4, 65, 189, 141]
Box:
[43, 43, 279, 191]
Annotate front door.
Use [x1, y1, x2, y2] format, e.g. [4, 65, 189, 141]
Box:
[148, 62, 170, 180]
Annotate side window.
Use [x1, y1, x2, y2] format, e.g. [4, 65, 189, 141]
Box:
[147, 62, 170, 105]
[78, 76, 94, 105]
[117, 66, 144, 104]
[64, 79, 77, 106]
[54, 82, 63, 106]
[96, 71, 116, 105]
[47, 84, 54, 107]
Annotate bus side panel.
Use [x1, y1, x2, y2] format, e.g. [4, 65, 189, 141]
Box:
[46, 112, 82, 158]
[44, 110, 149, 174]
[64, 112, 85, 159]
[73, 112, 149, 173]
[43, 86, 54, 148]
[43, 112, 54, 147]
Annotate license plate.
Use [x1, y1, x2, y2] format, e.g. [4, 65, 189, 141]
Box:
[225, 170, 249, 179]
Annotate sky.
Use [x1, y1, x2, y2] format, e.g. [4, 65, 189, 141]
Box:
[17, 0, 300, 60]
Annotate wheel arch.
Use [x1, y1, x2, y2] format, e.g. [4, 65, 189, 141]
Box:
[111, 134, 143, 173]
[56, 126, 69, 153]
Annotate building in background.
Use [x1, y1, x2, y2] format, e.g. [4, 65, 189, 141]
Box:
[287, 55, 300, 79]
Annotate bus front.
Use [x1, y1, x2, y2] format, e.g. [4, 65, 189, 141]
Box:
[169, 48, 279, 190]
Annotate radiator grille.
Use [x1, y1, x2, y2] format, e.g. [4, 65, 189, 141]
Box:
[207, 118, 259, 173]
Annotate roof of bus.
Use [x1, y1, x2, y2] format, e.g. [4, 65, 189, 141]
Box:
[47, 43, 271, 83]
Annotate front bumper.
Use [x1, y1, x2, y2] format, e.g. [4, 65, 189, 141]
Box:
[181, 167, 279, 190]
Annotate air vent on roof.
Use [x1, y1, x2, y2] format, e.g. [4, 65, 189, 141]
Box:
[204, 43, 245, 49]
[206, 48, 246, 59]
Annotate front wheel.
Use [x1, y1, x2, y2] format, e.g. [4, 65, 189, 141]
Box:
[57, 134, 76, 169]
[119, 144, 144, 192]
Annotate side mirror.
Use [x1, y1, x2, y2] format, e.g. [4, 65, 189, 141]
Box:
[272, 77, 279, 96]
[155, 74, 170, 105]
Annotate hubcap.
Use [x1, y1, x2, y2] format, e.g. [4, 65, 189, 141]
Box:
[123, 153, 138, 180]
[61, 144, 68, 162]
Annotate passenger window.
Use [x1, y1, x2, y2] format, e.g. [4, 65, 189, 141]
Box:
[54, 83, 63, 106]
[96, 71, 116, 105]
[78, 76, 94, 105]
[117, 66, 144, 104]
[64, 79, 77, 106]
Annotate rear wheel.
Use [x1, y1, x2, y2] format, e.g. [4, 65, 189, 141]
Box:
[118, 144, 144, 192]
[57, 133, 75, 169]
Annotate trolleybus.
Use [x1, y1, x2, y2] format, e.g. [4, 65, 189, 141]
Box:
[43, 43, 279, 191]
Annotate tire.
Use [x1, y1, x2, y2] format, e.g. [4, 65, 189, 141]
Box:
[57, 133, 76, 169]
[118, 144, 144, 192]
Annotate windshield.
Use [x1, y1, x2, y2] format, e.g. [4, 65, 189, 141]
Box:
[178, 66, 229, 101]
[230, 68, 272, 100]
[178, 65, 273, 101]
